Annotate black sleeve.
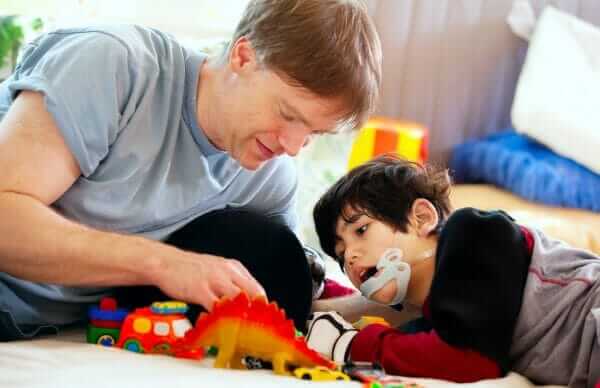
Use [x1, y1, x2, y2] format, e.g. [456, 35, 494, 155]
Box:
[429, 208, 531, 372]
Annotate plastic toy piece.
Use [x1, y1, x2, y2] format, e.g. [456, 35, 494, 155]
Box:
[184, 292, 336, 374]
[243, 356, 272, 370]
[86, 297, 129, 346]
[342, 361, 386, 383]
[364, 378, 424, 388]
[151, 301, 188, 314]
[116, 302, 203, 360]
[293, 366, 350, 381]
[348, 117, 428, 171]
[353, 316, 391, 330]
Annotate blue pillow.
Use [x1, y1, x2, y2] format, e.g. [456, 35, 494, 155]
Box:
[450, 131, 600, 211]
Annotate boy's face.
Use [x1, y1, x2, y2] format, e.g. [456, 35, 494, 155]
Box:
[333, 204, 436, 304]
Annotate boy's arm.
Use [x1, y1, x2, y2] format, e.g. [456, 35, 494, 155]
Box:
[350, 324, 501, 382]
[306, 311, 500, 383]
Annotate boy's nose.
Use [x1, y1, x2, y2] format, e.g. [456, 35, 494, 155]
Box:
[346, 252, 358, 266]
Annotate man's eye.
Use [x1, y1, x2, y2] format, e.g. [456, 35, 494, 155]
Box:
[280, 109, 295, 122]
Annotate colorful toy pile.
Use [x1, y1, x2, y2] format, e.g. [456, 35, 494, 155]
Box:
[86, 294, 424, 387]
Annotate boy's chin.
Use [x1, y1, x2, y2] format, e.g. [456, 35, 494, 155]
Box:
[367, 282, 399, 304]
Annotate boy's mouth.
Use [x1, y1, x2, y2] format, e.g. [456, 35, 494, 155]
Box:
[359, 267, 378, 284]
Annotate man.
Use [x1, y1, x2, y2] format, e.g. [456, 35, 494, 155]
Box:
[0, 0, 381, 340]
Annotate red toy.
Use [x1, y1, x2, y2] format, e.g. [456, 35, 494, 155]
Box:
[184, 292, 335, 374]
[115, 301, 203, 360]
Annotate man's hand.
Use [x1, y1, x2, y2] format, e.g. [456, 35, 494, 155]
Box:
[150, 250, 266, 311]
[306, 311, 358, 363]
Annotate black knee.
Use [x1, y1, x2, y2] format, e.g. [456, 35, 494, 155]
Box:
[165, 209, 313, 331]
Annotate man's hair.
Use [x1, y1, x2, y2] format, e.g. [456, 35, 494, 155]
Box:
[229, 0, 382, 132]
[313, 154, 452, 262]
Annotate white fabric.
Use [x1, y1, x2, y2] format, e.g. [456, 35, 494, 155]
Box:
[511, 6, 600, 174]
[0, 328, 564, 388]
[306, 311, 357, 363]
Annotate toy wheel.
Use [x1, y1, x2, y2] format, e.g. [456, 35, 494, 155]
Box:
[336, 376, 345, 381]
[152, 343, 172, 355]
[243, 356, 262, 370]
[122, 339, 144, 353]
[96, 334, 116, 347]
[301, 373, 312, 380]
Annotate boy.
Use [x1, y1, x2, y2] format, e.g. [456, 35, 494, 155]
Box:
[306, 154, 600, 388]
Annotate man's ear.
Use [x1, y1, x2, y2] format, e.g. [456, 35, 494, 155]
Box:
[410, 199, 439, 237]
[229, 36, 258, 74]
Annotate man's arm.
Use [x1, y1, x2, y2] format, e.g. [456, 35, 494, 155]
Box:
[0, 91, 264, 309]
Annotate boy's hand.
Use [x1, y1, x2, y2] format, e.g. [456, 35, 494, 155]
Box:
[305, 311, 358, 363]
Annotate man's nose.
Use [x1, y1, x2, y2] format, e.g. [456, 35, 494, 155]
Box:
[278, 127, 310, 157]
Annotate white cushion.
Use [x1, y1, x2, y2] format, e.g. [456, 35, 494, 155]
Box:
[511, 6, 600, 174]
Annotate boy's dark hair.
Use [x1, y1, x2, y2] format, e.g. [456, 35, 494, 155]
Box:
[313, 154, 452, 263]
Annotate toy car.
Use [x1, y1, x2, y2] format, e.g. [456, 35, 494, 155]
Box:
[293, 366, 351, 381]
[342, 361, 386, 382]
[115, 301, 202, 359]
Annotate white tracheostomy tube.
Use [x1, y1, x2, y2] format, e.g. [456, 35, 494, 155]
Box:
[359, 247, 434, 306]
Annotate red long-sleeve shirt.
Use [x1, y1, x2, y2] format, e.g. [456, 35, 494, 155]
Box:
[350, 304, 501, 382]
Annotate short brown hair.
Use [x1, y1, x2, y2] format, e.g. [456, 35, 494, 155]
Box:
[313, 154, 452, 262]
[230, 0, 382, 132]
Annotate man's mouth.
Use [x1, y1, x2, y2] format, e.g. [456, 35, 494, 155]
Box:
[359, 267, 378, 284]
[256, 139, 274, 160]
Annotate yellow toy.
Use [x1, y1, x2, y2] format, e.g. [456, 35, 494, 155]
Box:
[184, 292, 335, 375]
[348, 117, 428, 170]
[293, 366, 351, 381]
[353, 316, 391, 330]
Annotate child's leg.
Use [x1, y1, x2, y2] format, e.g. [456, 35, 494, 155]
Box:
[115, 209, 313, 332]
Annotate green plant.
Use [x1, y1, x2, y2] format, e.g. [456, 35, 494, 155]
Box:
[0, 16, 43, 71]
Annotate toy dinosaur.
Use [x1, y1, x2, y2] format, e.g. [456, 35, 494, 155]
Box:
[184, 292, 336, 374]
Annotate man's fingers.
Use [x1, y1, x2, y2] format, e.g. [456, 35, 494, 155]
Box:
[230, 259, 254, 279]
[195, 288, 219, 311]
[227, 260, 266, 298]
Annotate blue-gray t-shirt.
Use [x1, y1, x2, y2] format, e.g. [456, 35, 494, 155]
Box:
[0, 25, 298, 337]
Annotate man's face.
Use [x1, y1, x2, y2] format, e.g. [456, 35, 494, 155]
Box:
[210, 40, 346, 170]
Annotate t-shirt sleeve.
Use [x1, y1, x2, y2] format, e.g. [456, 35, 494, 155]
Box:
[7, 29, 134, 176]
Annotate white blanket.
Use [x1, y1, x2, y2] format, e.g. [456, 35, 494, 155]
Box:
[0, 328, 564, 388]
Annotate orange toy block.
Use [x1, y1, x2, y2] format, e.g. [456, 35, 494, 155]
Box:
[348, 117, 429, 170]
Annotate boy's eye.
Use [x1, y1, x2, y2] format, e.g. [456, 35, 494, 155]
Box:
[356, 224, 368, 235]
